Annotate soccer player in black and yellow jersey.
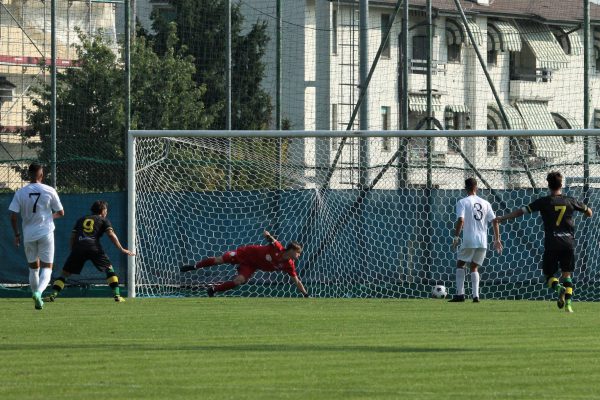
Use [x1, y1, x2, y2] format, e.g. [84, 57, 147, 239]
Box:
[44, 200, 135, 302]
[496, 172, 592, 312]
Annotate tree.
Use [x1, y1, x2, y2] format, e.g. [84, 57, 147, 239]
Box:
[151, 0, 273, 130]
[26, 29, 214, 192]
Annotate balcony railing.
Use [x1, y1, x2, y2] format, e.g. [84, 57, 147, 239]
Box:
[510, 68, 552, 83]
[410, 59, 447, 75]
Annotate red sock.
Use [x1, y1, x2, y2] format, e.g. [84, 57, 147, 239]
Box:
[214, 281, 237, 292]
[196, 257, 216, 269]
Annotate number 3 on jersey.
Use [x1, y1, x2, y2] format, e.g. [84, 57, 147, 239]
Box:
[554, 205, 566, 227]
[473, 203, 483, 221]
[83, 218, 95, 234]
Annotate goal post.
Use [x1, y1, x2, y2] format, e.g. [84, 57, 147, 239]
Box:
[128, 129, 600, 299]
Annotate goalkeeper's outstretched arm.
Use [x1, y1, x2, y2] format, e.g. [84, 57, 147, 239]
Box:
[293, 276, 310, 297]
[263, 230, 276, 244]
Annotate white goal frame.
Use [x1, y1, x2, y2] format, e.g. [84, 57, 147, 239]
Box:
[127, 128, 600, 298]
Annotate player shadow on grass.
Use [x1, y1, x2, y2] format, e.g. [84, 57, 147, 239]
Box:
[0, 343, 477, 353]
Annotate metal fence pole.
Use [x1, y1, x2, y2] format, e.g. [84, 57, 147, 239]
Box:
[50, 0, 57, 187]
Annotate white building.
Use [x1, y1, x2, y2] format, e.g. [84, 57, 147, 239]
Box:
[137, 0, 600, 189]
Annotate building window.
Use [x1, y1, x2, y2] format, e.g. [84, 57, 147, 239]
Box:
[595, 47, 600, 73]
[551, 27, 572, 55]
[487, 114, 499, 156]
[487, 49, 497, 66]
[510, 49, 536, 82]
[412, 35, 427, 74]
[381, 106, 391, 151]
[381, 14, 391, 58]
[332, 10, 338, 55]
[447, 43, 461, 63]
[487, 137, 498, 155]
[445, 110, 468, 153]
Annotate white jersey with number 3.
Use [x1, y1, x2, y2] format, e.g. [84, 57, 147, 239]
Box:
[8, 182, 63, 242]
[456, 195, 495, 249]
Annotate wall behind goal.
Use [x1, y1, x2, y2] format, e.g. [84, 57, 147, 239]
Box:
[0, 192, 127, 286]
[135, 188, 599, 299]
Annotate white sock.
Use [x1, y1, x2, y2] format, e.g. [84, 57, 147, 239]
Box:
[456, 268, 465, 296]
[38, 268, 53, 293]
[471, 271, 480, 299]
[29, 268, 40, 293]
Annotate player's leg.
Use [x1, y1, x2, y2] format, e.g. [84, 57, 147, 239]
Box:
[45, 250, 84, 301]
[24, 239, 43, 309]
[181, 253, 230, 272]
[542, 248, 563, 308]
[44, 270, 72, 301]
[208, 265, 253, 297]
[560, 250, 575, 313]
[449, 257, 467, 302]
[37, 233, 55, 295]
[92, 251, 125, 302]
[469, 249, 486, 302]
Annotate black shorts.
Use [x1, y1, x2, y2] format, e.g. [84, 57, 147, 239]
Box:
[542, 246, 575, 276]
[63, 245, 112, 275]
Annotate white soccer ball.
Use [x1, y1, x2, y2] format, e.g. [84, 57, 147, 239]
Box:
[432, 285, 447, 299]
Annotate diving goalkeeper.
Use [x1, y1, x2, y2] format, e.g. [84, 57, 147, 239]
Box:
[180, 231, 309, 297]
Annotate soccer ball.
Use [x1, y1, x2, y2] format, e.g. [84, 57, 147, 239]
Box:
[432, 285, 447, 299]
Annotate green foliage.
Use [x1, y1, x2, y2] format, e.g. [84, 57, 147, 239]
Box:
[27, 31, 126, 192]
[151, 0, 273, 130]
[27, 29, 214, 193]
[130, 23, 213, 130]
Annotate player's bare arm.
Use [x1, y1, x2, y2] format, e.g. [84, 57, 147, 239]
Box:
[10, 212, 20, 248]
[107, 230, 136, 256]
[492, 219, 503, 253]
[53, 209, 65, 219]
[584, 207, 593, 218]
[495, 208, 525, 223]
[263, 230, 275, 243]
[452, 218, 464, 249]
[293, 275, 309, 297]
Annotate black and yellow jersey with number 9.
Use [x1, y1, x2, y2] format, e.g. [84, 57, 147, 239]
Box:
[72, 214, 114, 248]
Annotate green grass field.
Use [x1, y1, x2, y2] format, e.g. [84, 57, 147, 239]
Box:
[1, 298, 599, 400]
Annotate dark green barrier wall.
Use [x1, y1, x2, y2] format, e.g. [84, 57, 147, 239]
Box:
[1, 192, 127, 285]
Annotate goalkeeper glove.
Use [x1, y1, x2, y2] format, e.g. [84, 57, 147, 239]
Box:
[180, 265, 196, 272]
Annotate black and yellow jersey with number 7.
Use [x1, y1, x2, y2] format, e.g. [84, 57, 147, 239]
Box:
[525, 194, 589, 248]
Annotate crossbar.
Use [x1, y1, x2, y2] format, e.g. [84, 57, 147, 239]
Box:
[129, 129, 600, 138]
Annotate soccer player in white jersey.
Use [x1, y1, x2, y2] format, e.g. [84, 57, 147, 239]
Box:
[449, 178, 502, 303]
[9, 163, 64, 310]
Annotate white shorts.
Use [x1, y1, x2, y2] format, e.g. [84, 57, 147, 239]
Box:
[24, 233, 55, 264]
[457, 247, 487, 266]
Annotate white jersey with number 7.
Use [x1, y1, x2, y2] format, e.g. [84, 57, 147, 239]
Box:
[456, 195, 495, 249]
[8, 182, 63, 242]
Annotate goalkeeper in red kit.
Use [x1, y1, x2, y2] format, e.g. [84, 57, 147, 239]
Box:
[180, 231, 309, 297]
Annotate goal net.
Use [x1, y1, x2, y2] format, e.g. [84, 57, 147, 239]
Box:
[129, 130, 600, 300]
